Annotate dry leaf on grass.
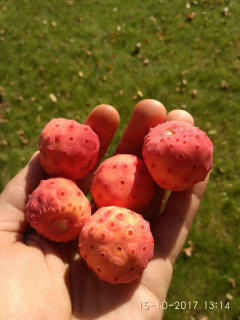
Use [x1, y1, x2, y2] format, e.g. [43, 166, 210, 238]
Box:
[208, 130, 217, 135]
[182, 69, 189, 75]
[183, 239, 194, 257]
[220, 80, 229, 89]
[228, 277, 236, 288]
[192, 89, 198, 96]
[187, 240, 193, 246]
[186, 12, 196, 21]
[49, 93, 57, 103]
[225, 293, 233, 301]
[0, 140, 8, 146]
[183, 246, 193, 257]
[135, 42, 141, 49]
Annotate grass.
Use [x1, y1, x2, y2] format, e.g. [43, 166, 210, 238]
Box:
[0, 0, 240, 319]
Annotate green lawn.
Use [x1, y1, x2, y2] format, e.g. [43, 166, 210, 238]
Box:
[0, 0, 240, 319]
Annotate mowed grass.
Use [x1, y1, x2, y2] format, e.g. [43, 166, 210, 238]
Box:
[0, 0, 240, 319]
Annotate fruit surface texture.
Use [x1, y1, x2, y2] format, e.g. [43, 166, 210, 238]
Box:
[90, 154, 155, 213]
[38, 118, 100, 180]
[25, 177, 91, 242]
[79, 206, 154, 284]
[142, 120, 213, 191]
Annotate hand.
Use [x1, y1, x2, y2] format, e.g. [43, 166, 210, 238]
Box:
[0, 100, 210, 320]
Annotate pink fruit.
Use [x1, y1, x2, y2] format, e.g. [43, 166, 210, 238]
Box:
[25, 177, 91, 242]
[38, 118, 100, 180]
[79, 206, 154, 284]
[90, 154, 155, 213]
[142, 120, 213, 191]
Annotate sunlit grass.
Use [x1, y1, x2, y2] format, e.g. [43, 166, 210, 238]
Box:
[0, 0, 240, 319]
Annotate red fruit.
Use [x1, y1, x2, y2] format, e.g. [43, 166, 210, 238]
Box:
[25, 177, 91, 242]
[79, 206, 154, 284]
[142, 120, 213, 191]
[38, 118, 100, 180]
[90, 154, 155, 213]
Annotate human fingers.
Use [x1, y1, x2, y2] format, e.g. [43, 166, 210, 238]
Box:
[143, 109, 195, 222]
[114, 99, 166, 158]
[84, 104, 120, 165]
[107, 100, 166, 221]
[165, 109, 194, 124]
[0, 105, 119, 245]
[81, 100, 166, 208]
[151, 109, 210, 265]
[0, 105, 119, 241]
[152, 174, 210, 265]
[77, 104, 120, 194]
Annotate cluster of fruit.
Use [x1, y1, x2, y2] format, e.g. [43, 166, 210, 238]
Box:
[25, 117, 213, 284]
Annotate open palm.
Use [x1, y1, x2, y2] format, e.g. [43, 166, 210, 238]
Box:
[0, 100, 210, 320]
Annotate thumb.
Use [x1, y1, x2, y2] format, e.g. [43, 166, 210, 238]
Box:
[0, 152, 48, 246]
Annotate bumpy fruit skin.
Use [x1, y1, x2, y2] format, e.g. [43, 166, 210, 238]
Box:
[25, 177, 91, 242]
[79, 206, 154, 284]
[38, 118, 100, 180]
[142, 120, 213, 191]
[90, 154, 155, 213]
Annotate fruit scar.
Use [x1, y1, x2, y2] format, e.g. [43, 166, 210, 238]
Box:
[25, 177, 91, 242]
[38, 118, 100, 180]
[90, 154, 155, 213]
[142, 120, 213, 191]
[79, 206, 154, 284]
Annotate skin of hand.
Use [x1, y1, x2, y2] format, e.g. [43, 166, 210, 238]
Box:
[0, 100, 210, 320]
